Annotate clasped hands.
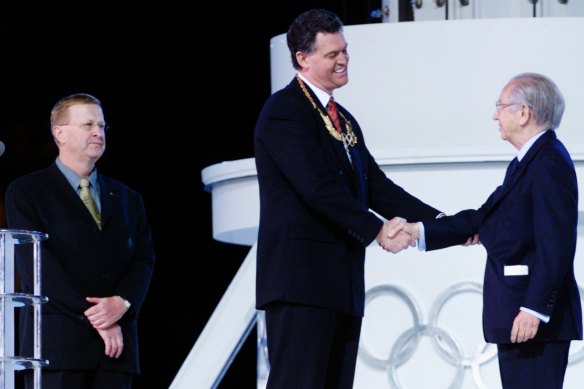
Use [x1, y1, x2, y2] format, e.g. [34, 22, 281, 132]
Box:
[84, 296, 129, 358]
[375, 217, 419, 253]
[375, 216, 481, 253]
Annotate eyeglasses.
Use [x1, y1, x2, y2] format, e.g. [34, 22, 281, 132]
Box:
[57, 122, 109, 132]
[495, 101, 517, 113]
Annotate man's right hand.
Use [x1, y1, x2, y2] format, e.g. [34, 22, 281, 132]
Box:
[376, 217, 417, 253]
[96, 324, 124, 358]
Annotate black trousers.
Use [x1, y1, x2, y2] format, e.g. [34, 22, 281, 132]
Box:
[23, 368, 133, 389]
[497, 340, 570, 389]
[264, 302, 362, 389]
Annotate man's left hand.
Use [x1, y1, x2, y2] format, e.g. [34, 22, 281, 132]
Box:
[510, 310, 540, 343]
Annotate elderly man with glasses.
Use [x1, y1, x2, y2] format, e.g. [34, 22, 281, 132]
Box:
[395, 72, 582, 389]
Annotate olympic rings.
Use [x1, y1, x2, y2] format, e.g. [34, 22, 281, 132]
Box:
[357, 281, 584, 388]
[428, 281, 496, 367]
[256, 283, 584, 388]
[388, 324, 465, 388]
[358, 284, 424, 370]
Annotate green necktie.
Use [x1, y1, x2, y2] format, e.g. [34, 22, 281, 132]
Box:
[79, 178, 101, 229]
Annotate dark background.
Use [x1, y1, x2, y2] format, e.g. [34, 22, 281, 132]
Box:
[0, 1, 399, 388]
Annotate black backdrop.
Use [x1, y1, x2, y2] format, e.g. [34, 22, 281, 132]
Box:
[0, 1, 383, 388]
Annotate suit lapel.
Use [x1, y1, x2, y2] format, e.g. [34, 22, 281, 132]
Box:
[337, 104, 367, 203]
[48, 164, 98, 226]
[491, 130, 555, 206]
[333, 113, 356, 176]
[48, 163, 118, 230]
[98, 177, 118, 230]
[293, 79, 355, 177]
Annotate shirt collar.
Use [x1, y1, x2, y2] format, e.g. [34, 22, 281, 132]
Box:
[55, 158, 99, 190]
[517, 130, 549, 162]
[297, 73, 333, 108]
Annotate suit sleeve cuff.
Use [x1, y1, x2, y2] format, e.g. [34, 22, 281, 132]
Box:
[417, 222, 427, 252]
[520, 306, 550, 323]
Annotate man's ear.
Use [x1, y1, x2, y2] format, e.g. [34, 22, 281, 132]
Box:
[296, 51, 308, 70]
[52, 125, 64, 144]
[518, 104, 531, 126]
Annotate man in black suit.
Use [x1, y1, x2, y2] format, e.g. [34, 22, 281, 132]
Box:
[253, 9, 444, 389]
[5, 93, 156, 389]
[398, 73, 582, 389]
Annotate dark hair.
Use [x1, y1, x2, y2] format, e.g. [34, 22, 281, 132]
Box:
[286, 9, 344, 70]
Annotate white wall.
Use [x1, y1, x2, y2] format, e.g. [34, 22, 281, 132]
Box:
[270, 17, 584, 163]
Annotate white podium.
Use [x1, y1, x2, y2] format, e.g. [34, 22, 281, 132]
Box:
[197, 157, 584, 389]
[0, 229, 49, 389]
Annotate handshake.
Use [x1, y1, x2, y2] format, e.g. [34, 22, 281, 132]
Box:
[375, 216, 480, 253]
[375, 217, 419, 253]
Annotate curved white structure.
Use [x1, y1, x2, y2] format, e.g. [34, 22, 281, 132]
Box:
[381, 0, 584, 23]
[173, 16, 584, 389]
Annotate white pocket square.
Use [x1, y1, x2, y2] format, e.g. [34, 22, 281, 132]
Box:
[504, 265, 529, 276]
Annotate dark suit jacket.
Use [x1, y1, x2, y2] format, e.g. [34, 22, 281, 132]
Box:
[254, 77, 442, 317]
[423, 130, 582, 344]
[5, 162, 156, 373]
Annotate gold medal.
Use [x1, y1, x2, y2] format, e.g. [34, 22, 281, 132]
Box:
[297, 76, 358, 147]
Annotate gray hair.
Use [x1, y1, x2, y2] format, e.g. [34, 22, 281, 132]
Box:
[507, 73, 565, 130]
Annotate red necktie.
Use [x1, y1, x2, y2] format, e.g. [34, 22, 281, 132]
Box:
[327, 97, 342, 134]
